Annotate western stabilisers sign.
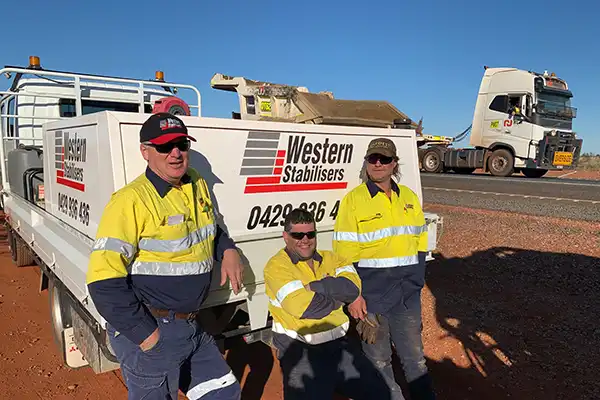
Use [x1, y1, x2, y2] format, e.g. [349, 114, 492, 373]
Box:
[55, 130, 86, 192]
[240, 131, 354, 194]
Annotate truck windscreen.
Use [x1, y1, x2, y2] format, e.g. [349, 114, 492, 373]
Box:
[536, 92, 577, 119]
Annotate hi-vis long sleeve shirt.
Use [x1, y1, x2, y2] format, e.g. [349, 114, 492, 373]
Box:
[86, 167, 236, 345]
[265, 248, 361, 346]
[333, 179, 428, 315]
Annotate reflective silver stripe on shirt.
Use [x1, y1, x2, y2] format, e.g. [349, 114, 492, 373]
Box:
[272, 321, 349, 345]
[130, 258, 213, 276]
[333, 225, 427, 243]
[269, 297, 282, 308]
[186, 370, 237, 400]
[138, 224, 216, 253]
[332, 231, 358, 242]
[276, 280, 304, 304]
[335, 265, 358, 276]
[92, 237, 136, 262]
[357, 254, 419, 268]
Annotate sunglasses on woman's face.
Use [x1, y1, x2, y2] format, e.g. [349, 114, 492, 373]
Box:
[145, 139, 191, 154]
[366, 154, 395, 165]
[289, 231, 317, 240]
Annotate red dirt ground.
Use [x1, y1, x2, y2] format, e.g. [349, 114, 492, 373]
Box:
[1, 204, 599, 399]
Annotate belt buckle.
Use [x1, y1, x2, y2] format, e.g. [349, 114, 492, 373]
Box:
[186, 311, 198, 321]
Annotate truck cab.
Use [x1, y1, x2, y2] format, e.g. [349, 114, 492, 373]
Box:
[416, 67, 583, 177]
[469, 67, 582, 177]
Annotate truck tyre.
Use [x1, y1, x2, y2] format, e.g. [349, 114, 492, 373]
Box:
[522, 168, 548, 178]
[7, 229, 35, 267]
[49, 278, 73, 366]
[487, 149, 514, 177]
[421, 148, 444, 173]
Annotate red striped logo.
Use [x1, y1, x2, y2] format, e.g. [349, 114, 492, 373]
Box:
[240, 131, 353, 194]
[55, 131, 86, 192]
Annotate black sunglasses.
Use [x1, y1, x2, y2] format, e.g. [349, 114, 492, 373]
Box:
[145, 139, 191, 154]
[289, 231, 317, 240]
[365, 153, 395, 165]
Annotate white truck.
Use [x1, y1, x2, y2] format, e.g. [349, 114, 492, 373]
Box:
[211, 67, 584, 178]
[417, 67, 584, 178]
[0, 56, 442, 374]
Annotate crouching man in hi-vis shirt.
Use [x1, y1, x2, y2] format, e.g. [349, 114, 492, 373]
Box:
[264, 208, 391, 400]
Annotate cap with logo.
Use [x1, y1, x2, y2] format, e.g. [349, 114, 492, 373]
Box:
[139, 112, 197, 145]
[365, 138, 397, 159]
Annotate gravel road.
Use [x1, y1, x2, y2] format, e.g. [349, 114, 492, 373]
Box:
[0, 204, 599, 400]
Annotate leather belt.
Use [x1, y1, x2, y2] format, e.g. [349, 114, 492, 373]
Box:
[147, 306, 199, 321]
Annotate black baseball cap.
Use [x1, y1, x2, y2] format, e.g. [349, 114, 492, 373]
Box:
[139, 113, 197, 145]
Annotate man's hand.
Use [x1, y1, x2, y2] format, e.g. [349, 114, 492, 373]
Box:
[356, 313, 381, 344]
[139, 327, 160, 352]
[348, 295, 367, 320]
[220, 249, 244, 295]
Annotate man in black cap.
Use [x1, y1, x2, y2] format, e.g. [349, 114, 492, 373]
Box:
[87, 112, 243, 400]
[333, 138, 435, 400]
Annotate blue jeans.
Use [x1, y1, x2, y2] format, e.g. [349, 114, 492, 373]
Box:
[361, 284, 434, 400]
[107, 313, 241, 400]
[276, 336, 392, 400]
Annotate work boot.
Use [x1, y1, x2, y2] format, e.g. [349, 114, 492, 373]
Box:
[407, 373, 435, 400]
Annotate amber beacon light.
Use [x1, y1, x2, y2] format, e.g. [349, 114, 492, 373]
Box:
[29, 56, 41, 69]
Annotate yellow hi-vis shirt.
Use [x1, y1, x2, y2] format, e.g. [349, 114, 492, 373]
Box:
[332, 179, 428, 314]
[265, 248, 361, 345]
[86, 166, 236, 345]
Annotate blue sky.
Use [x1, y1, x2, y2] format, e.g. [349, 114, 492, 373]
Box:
[3, 0, 599, 153]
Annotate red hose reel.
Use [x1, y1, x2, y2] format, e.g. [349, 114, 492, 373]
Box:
[152, 96, 191, 116]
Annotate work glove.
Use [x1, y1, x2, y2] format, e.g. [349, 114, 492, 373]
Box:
[355, 313, 382, 344]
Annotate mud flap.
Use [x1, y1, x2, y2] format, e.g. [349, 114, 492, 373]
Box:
[63, 326, 89, 369]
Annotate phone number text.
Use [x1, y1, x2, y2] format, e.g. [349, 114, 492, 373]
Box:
[58, 192, 90, 226]
[247, 200, 340, 230]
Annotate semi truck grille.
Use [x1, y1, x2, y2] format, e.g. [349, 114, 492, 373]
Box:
[536, 131, 582, 168]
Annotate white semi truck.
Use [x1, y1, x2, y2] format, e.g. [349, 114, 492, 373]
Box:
[0, 56, 442, 374]
[418, 67, 583, 178]
[211, 67, 584, 178]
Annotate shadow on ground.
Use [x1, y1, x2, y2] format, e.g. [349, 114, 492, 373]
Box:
[415, 247, 600, 400]
[225, 247, 600, 400]
[225, 337, 275, 400]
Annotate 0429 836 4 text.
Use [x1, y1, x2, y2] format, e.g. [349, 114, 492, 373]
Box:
[57, 192, 90, 226]
[246, 200, 340, 230]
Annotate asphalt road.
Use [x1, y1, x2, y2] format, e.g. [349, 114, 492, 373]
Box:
[421, 173, 600, 222]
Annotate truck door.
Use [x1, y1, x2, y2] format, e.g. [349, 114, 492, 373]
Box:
[484, 93, 533, 152]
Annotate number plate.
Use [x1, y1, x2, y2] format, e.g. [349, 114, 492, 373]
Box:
[553, 151, 573, 166]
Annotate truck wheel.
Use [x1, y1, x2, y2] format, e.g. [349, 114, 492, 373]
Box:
[522, 168, 548, 178]
[49, 278, 73, 366]
[487, 149, 514, 177]
[7, 229, 35, 267]
[421, 148, 444, 173]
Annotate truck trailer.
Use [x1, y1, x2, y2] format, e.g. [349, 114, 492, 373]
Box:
[210, 66, 583, 178]
[0, 56, 442, 374]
